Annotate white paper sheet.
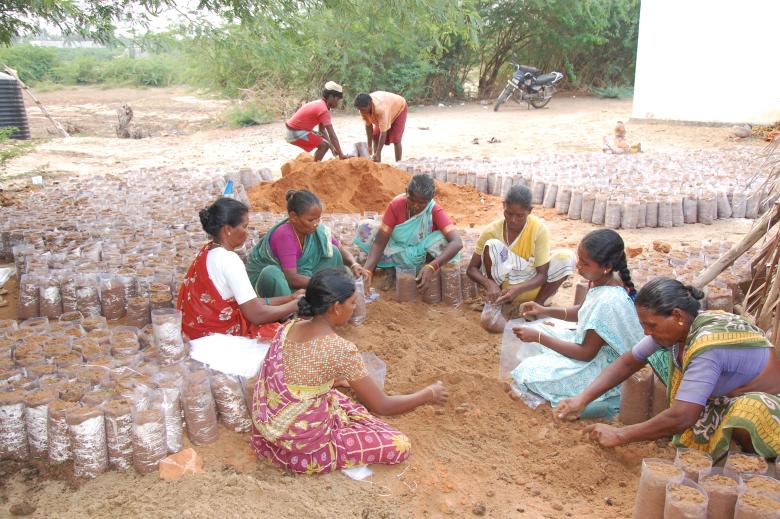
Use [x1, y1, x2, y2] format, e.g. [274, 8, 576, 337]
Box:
[189, 334, 270, 377]
[342, 465, 373, 481]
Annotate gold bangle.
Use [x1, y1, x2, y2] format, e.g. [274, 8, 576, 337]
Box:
[538, 331, 542, 343]
[424, 263, 437, 273]
[564, 308, 568, 320]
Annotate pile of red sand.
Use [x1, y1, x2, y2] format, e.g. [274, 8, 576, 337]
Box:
[247, 155, 502, 226]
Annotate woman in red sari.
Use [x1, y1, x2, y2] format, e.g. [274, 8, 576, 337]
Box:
[178, 198, 302, 340]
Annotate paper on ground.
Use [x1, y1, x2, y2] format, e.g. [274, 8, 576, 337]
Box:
[189, 334, 270, 378]
[342, 465, 373, 480]
[0, 268, 12, 288]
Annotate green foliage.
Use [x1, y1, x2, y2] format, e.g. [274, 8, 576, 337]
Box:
[0, 127, 34, 166]
[223, 103, 273, 127]
[0, 45, 58, 82]
[590, 85, 634, 99]
[0, 45, 184, 87]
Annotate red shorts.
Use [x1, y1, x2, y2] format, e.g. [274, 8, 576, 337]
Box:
[289, 131, 323, 152]
[372, 105, 408, 145]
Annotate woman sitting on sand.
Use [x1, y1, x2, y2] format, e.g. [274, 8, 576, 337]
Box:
[467, 184, 575, 308]
[557, 277, 780, 460]
[250, 268, 448, 474]
[355, 173, 462, 291]
[178, 198, 301, 340]
[246, 189, 367, 297]
[509, 229, 643, 417]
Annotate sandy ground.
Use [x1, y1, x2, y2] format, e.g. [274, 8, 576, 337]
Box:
[0, 87, 768, 519]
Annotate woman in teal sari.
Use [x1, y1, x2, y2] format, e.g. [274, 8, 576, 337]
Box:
[246, 190, 367, 297]
[356, 174, 463, 291]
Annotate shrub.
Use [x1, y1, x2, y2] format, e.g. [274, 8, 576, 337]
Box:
[223, 103, 273, 127]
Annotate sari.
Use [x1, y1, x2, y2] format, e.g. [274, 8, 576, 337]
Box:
[177, 243, 281, 340]
[354, 197, 451, 269]
[245, 219, 344, 297]
[665, 311, 780, 460]
[249, 321, 411, 474]
[478, 216, 575, 304]
[511, 285, 644, 416]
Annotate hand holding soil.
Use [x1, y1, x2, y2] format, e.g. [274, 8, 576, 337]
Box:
[555, 396, 586, 421]
[494, 286, 517, 305]
[585, 423, 625, 448]
[485, 280, 501, 302]
[427, 381, 449, 405]
[416, 266, 435, 292]
[350, 263, 370, 282]
[290, 289, 305, 301]
[513, 326, 543, 343]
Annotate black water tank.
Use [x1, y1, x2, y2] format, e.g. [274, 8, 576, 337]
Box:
[0, 72, 30, 140]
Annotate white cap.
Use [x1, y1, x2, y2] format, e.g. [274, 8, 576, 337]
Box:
[324, 81, 343, 93]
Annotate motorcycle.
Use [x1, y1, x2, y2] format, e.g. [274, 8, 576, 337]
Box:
[493, 62, 564, 112]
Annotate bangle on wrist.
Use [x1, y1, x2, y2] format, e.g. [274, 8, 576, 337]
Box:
[424, 263, 437, 273]
[537, 331, 542, 344]
[264, 297, 271, 305]
[564, 308, 568, 320]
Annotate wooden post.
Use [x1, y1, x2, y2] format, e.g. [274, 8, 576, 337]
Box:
[692, 203, 780, 288]
[3, 65, 69, 138]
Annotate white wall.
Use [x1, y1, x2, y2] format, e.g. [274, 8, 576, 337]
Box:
[632, 0, 780, 124]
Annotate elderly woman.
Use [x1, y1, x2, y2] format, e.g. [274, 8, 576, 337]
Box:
[467, 184, 575, 307]
[177, 198, 300, 340]
[251, 268, 448, 474]
[557, 277, 780, 460]
[355, 173, 463, 291]
[246, 189, 367, 298]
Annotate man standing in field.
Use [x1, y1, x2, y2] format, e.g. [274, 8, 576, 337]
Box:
[285, 81, 347, 161]
[354, 91, 408, 162]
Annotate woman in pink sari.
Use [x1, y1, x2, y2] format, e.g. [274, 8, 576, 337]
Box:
[178, 198, 302, 341]
[250, 267, 448, 474]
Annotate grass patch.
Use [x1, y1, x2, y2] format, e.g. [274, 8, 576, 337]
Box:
[223, 103, 273, 128]
[590, 85, 634, 99]
[0, 127, 35, 166]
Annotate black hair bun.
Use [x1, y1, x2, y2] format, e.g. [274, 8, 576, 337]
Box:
[198, 208, 211, 228]
[285, 190, 297, 202]
[297, 297, 314, 317]
[686, 285, 705, 300]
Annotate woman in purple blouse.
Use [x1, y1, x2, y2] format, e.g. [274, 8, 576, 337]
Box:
[556, 277, 780, 461]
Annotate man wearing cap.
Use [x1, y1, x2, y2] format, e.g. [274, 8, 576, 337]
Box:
[285, 81, 346, 161]
[354, 91, 408, 162]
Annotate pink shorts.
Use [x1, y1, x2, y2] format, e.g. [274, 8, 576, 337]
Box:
[289, 131, 323, 152]
[372, 105, 408, 145]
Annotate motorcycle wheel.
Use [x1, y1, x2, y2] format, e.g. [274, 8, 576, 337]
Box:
[493, 86, 513, 112]
[529, 97, 551, 109]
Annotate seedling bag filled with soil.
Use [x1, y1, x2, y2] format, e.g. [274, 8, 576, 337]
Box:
[104, 398, 133, 470]
[664, 480, 708, 519]
[66, 405, 108, 478]
[182, 369, 218, 445]
[0, 390, 28, 461]
[132, 402, 167, 475]
[699, 469, 739, 519]
[632, 458, 684, 519]
[350, 278, 368, 324]
[480, 302, 506, 334]
[619, 365, 653, 425]
[210, 371, 251, 433]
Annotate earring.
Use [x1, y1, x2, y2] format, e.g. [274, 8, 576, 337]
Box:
[678, 321, 684, 326]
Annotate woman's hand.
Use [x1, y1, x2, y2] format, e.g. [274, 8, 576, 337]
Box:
[485, 279, 502, 303]
[512, 326, 543, 344]
[289, 289, 305, 302]
[555, 395, 587, 422]
[585, 424, 626, 448]
[519, 301, 545, 319]
[416, 265, 435, 292]
[494, 286, 518, 305]
[426, 381, 449, 405]
[350, 263, 369, 282]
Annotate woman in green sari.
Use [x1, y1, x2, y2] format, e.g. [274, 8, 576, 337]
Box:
[356, 174, 463, 291]
[556, 277, 780, 461]
[246, 190, 367, 297]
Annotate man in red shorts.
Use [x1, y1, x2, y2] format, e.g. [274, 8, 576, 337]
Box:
[354, 91, 408, 163]
[285, 81, 346, 161]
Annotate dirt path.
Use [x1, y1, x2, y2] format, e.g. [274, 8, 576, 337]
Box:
[0, 87, 766, 519]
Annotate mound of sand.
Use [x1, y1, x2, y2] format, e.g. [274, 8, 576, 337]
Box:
[247, 155, 503, 226]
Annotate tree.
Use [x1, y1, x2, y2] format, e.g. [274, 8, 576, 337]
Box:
[0, 0, 265, 46]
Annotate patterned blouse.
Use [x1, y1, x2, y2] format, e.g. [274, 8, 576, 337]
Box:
[283, 333, 368, 386]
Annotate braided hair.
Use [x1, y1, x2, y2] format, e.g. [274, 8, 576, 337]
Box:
[297, 267, 355, 317]
[580, 228, 636, 297]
